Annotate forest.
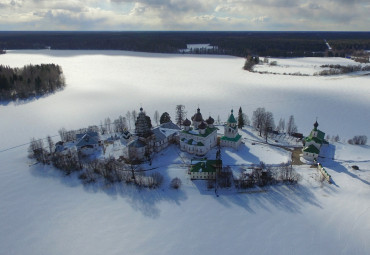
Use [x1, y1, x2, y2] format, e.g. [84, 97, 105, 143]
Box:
[0, 63, 65, 100]
[1, 31, 369, 57]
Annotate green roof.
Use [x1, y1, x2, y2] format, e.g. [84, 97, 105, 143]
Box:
[190, 160, 222, 173]
[197, 142, 204, 146]
[228, 111, 237, 124]
[221, 134, 242, 142]
[303, 144, 320, 154]
[187, 139, 193, 145]
[314, 130, 325, 140]
[305, 136, 323, 145]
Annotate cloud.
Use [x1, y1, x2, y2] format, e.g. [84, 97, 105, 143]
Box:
[0, 0, 368, 30]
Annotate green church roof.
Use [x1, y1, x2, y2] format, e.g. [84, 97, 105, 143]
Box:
[303, 144, 320, 154]
[190, 160, 222, 173]
[228, 109, 237, 124]
[221, 134, 242, 142]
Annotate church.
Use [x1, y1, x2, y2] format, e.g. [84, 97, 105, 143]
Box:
[179, 107, 217, 156]
[126, 107, 181, 162]
[126, 107, 154, 161]
[220, 109, 242, 149]
[302, 120, 329, 161]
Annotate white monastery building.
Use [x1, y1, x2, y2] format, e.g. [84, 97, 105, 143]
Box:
[179, 107, 217, 156]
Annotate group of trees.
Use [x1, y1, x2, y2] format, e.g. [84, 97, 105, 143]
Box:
[252, 107, 275, 142]
[252, 107, 298, 142]
[243, 55, 260, 71]
[28, 136, 165, 188]
[348, 135, 367, 145]
[316, 64, 370, 76]
[235, 162, 301, 189]
[0, 64, 65, 100]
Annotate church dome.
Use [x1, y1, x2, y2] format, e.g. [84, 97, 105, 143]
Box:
[198, 121, 207, 130]
[206, 116, 214, 124]
[192, 107, 203, 122]
[183, 118, 191, 126]
[314, 120, 319, 129]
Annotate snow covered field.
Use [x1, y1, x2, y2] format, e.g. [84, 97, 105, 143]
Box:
[1, 50, 370, 255]
[253, 57, 369, 76]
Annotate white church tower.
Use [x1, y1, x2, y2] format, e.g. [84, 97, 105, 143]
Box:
[220, 109, 242, 149]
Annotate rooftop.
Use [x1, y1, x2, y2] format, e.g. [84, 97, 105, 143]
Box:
[221, 134, 242, 142]
[303, 144, 320, 154]
[190, 160, 222, 173]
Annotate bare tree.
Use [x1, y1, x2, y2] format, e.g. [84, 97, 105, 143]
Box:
[175, 105, 186, 127]
[154, 110, 160, 127]
[126, 111, 131, 130]
[332, 134, 340, 143]
[113, 115, 127, 133]
[252, 107, 266, 136]
[277, 118, 285, 133]
[286, 115, 297, 135]
[262, 111, 275, 142]
[100, 121, 107, 134]
[243, 113, 250, 126]
[47, 135, 54, 154]
[28, 137, 45, 161]
[131, 110, 137, 126]
[58, 128, 67, 141]
[350, 135, 367, 145]
[104, 117, 112, 134]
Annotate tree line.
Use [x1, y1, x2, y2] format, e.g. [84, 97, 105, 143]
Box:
[1, 31, 369, 58]
[235, 162, 301, 189]
[0, 64, 65, 100]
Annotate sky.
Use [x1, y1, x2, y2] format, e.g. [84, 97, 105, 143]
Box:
[0, 0, 369, 31]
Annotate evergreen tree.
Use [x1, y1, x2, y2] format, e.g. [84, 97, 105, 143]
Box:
[160, 112, 171, 124]
[238, 107, 245, 129]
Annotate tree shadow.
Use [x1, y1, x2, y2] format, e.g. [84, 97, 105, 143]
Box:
[190, 143, 323, 214]
[0, 88, 65, 107]
[213, 182, 322, 215]
[29, 146, 188, 219]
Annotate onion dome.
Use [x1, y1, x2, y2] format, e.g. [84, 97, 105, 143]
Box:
[206, 116, 214, 124]
[192, 107, 203, 122]
[183, 118, 191, 126]
[198, 121, 207, 130]
[314, 120, 319, 128]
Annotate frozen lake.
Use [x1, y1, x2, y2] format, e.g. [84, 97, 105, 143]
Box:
[0, 50, 370, 255]
[1, 50, 369, 150]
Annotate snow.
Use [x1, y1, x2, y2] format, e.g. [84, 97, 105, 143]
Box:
[0, 50, 370, 255]
[254, 57, 369, 75]
[189, 130, 200, 135]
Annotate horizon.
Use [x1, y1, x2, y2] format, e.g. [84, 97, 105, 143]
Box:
[0, 31, 369, 33]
